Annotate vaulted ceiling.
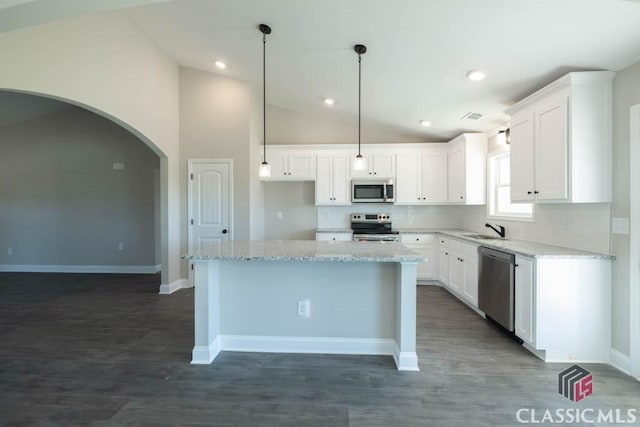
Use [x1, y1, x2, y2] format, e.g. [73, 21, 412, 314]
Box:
[3, 0, 640, 141]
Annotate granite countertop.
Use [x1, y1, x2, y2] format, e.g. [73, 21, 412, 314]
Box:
[315, 228, 353, 233]
[183, 240, 425, 263]
[394, 228, 614, 259]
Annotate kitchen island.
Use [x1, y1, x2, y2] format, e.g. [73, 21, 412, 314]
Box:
[183, 240, 425, 371]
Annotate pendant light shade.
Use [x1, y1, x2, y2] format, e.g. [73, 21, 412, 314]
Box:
[353, 44, 367, 172]
[258, 23, 272, 179]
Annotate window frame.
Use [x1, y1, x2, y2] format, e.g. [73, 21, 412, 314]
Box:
[486, 148, 535, 222]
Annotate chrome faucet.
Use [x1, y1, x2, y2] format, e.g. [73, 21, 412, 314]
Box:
[485, 223, 506, 238]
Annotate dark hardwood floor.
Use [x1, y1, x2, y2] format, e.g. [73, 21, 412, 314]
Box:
[0, 273, 638, 426]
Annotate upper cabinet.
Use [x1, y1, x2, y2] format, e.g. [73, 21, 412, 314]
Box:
[395, 145, 448, 204]
[446, 133, 487, 204]
[505, 71, 614, 203]
[350, 150, 396, 178]
[316, 152, 351, 205]
[263, 148, 316, 181]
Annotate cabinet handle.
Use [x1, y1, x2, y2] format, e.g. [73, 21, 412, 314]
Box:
[416, 238, 419, 241]
[374, 172, 377, 175]
[534, 191, 539, 194]
[527, 191, 532, 195]
[515, 264, 519, 267]
[459, 196, 464, 199]
[369, 172, 372, 175]
[445, 252, 448, 255]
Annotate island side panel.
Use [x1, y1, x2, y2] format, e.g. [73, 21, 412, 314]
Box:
[395, 262, 419, 371]
[217, 260, 397, 355]
[191, 260, 221, 364]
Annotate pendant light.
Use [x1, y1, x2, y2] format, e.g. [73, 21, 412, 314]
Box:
[353, 44, 367, 172]
[258, 23, 272, 179]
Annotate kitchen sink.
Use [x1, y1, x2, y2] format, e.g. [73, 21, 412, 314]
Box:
[463, 234, 507, 240]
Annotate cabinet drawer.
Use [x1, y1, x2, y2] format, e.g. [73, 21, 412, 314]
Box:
[400, 233, 435, 244]
[316, 232, 352, 242]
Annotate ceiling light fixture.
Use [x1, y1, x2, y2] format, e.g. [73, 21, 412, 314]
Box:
[215, 60, 226, 69]
[258, 24, 272, 179]
[353, 44, 367, 172]
[466, 70, 486, 81]
[323, 98, 335, 106]
[419, 120, 432, 127]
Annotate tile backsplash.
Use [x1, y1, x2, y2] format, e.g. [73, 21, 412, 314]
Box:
[318, 202, 611, 255]
[317, 205, 462, 229]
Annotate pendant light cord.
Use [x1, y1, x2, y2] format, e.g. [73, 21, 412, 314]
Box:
[358, 52, 361, 157]
[263, 31, 267, 163]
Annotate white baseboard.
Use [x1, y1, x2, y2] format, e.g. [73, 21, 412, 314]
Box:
[191, 337, 221, 364]
[610, 348, 631, 375]
[0, 264, 160, 274]
[158, 278, 189, 295]
[393, 344, 420, 371]
[220, 335, 397, 356]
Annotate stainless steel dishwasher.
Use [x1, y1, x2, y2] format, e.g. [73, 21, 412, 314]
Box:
[478, 247, 516, 332]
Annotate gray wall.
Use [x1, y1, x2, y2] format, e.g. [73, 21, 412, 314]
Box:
[179, 67, 251, 276]
[609, 61, 640, 356]
[0, 107, 159, 267]
[263, 182, 317, 240]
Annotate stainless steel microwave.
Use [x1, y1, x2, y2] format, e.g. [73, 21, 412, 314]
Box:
[351, 179, 394, 203]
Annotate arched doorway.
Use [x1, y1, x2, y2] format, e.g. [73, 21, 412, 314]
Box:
[0, 90, 168, 289]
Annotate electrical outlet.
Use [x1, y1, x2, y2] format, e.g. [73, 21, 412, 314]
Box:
[297, 299, 311, 318]
[7, 248, 12, 256]
[118, 243, 124, 251]
[276, 211, 283, 220]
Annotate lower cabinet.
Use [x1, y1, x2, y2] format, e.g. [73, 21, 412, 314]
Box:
[315, 232, 352, 242]
[513, 255, 612, 362]
[461, 243, 479, 308]
[515, 255, 535, 346]
[400, 233, 437, 280]
[438, 237, 479, 309]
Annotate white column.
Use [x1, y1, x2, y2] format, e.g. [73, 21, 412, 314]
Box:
[394, 261, 419, 371]
[191, 260, 221, 364]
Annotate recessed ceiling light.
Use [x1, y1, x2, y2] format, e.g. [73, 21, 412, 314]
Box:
[323, 98, 335, 106]
[215, 61, 227, 69]
[466, 70, 486, 81]
[419, 120, 432, 127]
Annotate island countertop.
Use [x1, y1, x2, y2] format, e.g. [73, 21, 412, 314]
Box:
[183, 240, 425, 263]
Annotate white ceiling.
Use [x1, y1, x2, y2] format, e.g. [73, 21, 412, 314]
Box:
[3, 0, 640, 141]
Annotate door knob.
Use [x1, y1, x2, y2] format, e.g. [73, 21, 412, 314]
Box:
[222, 229, 228, 234]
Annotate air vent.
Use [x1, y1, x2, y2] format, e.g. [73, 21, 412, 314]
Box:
[461, 112, 483, 120]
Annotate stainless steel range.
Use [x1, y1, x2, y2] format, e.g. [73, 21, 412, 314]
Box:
[351, 213, 399, 242]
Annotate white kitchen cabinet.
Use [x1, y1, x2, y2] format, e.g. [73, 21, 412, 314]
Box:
[446, 239, 463, 294]
[400, 233, 437, 280]
[395, 146, 448, 204]
[437, 237, 450, 285]
[515, 256, 611, 363]
[439, 237, 479, 309]
[461, 243, 479, 308]
[264, 149, 315, 181]
[446, 133, 487, 204]
[315, 232, 353, 241]
[315, 152, 351, 205]
[505, 71, 614, 203]
[515, 255, 535, 346]
[350, 150, 396, 178]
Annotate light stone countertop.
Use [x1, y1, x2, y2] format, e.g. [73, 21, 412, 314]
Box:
[393, 228, 614, 259]
[183, 240, 425, 263]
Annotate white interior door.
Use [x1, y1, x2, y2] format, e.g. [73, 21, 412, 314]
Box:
[188, 160, 233, 284]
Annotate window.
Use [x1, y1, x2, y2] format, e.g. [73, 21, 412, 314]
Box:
[487, 150, 533, 220]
